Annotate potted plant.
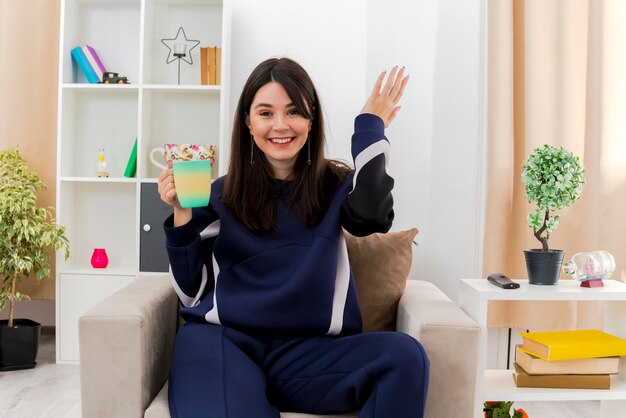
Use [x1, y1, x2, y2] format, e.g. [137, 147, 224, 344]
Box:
[521, 144, 585, 285]
[484, 401, 528, 418]
[0, 148, 70, 370]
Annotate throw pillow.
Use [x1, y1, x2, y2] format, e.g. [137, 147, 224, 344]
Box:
[343, 228, 418, 332]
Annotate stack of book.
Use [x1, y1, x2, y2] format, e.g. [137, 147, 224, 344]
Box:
[71, 45, 107, 84]
[200, 46, 222, 85]
[513, 329, 626, 389]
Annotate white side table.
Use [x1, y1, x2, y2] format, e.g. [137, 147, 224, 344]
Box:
[459, 278, 626, 418]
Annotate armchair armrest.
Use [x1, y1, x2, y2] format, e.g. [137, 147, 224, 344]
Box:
[79, 275, 178, 418]
[397, 280, 480, 418]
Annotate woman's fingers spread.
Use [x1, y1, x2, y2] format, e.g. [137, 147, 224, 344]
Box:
[390, 67, 405, 99]
[392, 73, 409, 104]
[382, 66, 398, 96]
[373, 70, 386, 96]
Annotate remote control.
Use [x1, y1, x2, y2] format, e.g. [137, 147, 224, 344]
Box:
[487, 273, 520, 289]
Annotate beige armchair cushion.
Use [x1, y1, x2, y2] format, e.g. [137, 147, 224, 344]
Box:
[345, 228, 418, 332]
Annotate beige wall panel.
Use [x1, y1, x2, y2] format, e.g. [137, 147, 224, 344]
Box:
[0, 0, 61, 299]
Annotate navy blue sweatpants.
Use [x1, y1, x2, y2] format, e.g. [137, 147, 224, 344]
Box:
[168, 322, 429, 418]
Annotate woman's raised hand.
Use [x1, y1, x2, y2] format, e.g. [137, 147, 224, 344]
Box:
[360, 66, 409, 128]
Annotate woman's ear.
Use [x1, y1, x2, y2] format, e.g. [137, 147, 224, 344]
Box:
[245, 113, 251, 131]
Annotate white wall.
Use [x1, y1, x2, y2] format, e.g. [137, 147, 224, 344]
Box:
[229, 0, 367, 162]
[12, 0, 484, 324]
[230, 0, 486, 302]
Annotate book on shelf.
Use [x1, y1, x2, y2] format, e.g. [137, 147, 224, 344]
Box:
[71, 46, 99, 84]
[216, 47, 222, 85]
[520, 329, 626, 361]
[123, 138, 137, 178]
[200, 47, 209, 85]
[81, 45, 107, 82]
[515, 345, 619, 375]
[208, 46, 217, 85]
[512, 364, 611, 389]
[200, 46, 222, 86]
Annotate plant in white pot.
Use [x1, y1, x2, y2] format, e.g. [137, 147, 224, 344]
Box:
[521, 144, 585, 285]
[0, 148, 70, 370]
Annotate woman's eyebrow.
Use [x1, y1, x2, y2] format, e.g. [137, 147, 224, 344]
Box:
[253, 102, 296, 109]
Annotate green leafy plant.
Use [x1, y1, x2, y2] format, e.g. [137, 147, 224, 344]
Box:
[484, 401, 528, 418]
[0, 148, 70, 328]
[521, 144, 585, 251]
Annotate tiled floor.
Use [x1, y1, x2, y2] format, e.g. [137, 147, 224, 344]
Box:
[0, 327, 80, 418]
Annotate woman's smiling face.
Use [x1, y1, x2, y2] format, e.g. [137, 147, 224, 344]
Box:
[246, 81, 312, 179]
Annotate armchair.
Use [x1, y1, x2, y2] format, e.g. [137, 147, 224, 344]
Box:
[79, 276, 480, 418]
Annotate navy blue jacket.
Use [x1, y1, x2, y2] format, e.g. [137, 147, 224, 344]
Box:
[164, 113, 394, 336]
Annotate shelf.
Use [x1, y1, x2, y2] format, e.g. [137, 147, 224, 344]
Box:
[485, 370, 626, 401]
[60, 176, 138, 183]
[59, 87, 138, 178]
[62, 83, 139, 92]
[136, 272, 170, 278]
[140, 89, 221, 178]
[459, 279, 626, 417]
[460, 279, 626, 301]
[140, 178, 159, 183]
[151, 0, 223, 5]
[59, 265, 137, 276]
[61, 0, 140, 84]
[57, 0, 229, 364]
[58, 182, 137, 270]
[142, 84, 220, 93]
[142, 0, 223, 85]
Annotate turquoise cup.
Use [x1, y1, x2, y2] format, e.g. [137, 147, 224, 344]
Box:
[172, 160, 212, 208]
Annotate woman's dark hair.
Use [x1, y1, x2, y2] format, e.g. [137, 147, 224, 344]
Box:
[223, 57, 350, 231]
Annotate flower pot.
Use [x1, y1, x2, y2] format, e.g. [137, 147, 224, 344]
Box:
[0, 319, 41, 371]
[524, 249, 565, 285]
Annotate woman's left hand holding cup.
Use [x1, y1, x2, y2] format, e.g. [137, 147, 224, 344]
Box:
[157, 161, 192, 226]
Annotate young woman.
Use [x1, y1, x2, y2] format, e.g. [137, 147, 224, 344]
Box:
[157, 58, 429, 418]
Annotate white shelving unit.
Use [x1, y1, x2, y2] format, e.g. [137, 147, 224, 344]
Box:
[459, 279, 626, 418]
[55, 0, 232, 364]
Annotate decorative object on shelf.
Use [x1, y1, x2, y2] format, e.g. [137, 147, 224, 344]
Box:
[563, 250, 615, 288]
[149, 143, 216, 170]
[100, 72, 130, 84]
[200, 46, 222, 85]
[91, 248, 109, 269]
[96, 148, 109, 177]
[71, 46, 100, 84]
[161, 27, 200, 85]
[521, 144, 585, 285]
[0, 148, 70, 370]
[483, 401, 528, 418]
[200, 47, 209, 85]
[81, 44, 107, 82]
[123, 138, 138, 178]
[149, 143, 213, 207]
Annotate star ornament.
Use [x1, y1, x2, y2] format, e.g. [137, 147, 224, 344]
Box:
[161, 27, 200, 65]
